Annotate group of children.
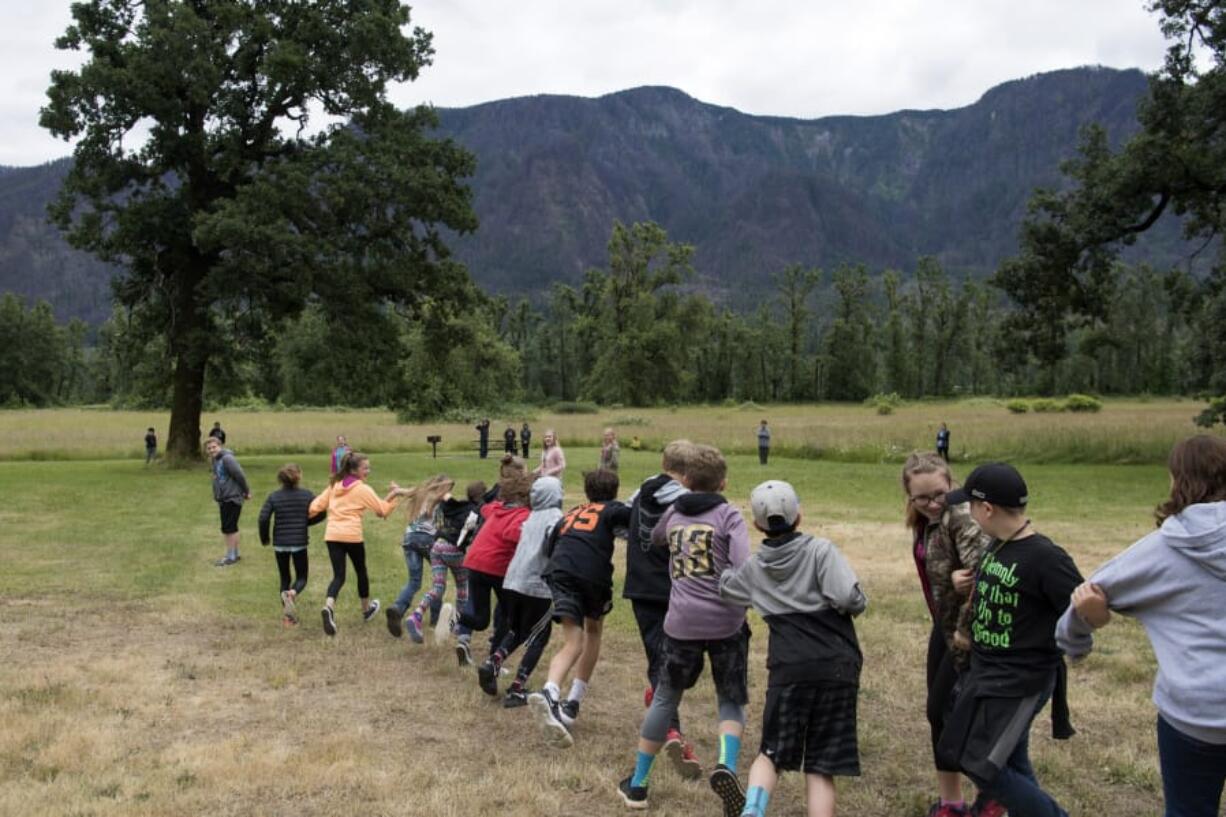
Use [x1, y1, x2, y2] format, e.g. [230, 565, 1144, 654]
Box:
[248, 434, 1226, 817]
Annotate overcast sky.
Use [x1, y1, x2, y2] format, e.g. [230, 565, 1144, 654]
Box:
[2, 0, 1171, 167]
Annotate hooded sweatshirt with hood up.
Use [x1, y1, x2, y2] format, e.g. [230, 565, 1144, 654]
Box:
[309, 478, 396, 543]
[503, 477, 564, 599]
[721, 531, 866, 686]
[624, 473, 688, 602]
[1056, 500, 1226, 745]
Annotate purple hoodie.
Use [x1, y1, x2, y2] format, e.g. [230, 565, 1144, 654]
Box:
[652, 492, 750, 640]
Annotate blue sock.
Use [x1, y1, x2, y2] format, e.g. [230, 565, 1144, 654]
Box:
[719, 733, 742, 773]
[631, 750, 656, 787]
[743, 786, 770, 817]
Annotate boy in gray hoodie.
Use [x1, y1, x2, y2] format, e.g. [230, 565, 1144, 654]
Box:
[205, 436, 250, 567]
[1057, 435, 1226, 817]
[719, 480, 867, 817]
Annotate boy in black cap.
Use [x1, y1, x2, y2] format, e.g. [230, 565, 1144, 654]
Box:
[939, 463, 1082, 817]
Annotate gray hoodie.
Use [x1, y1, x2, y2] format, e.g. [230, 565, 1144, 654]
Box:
[1056, 501, 1226, 744]
[503, 477, 564, 599]
[211, 448, 249, 504]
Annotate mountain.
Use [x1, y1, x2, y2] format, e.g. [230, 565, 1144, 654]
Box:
[0, 66, 1189, 323]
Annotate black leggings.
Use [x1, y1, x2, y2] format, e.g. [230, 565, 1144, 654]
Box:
[325, 541, 370, 600]
[460, 569, 508, 643]
[493, 591, 554, 680]
[926, 623, 962, 773]
[275, 550, 308, 596]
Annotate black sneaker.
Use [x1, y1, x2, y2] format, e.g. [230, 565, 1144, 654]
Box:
[478, 659, 500, 697]
[617, 775, 649, 810]
[709, 764, 745, 817]
[385, 605, 404, 638]
[455, 640, 473, 667]
[321, 606, 337, 637]
[503, 687, 529, 708]
[528, 689, 573, 748]
[214, 556, 236, 567]
[362, 599, 381, 622]
[559, 698, 580, 727]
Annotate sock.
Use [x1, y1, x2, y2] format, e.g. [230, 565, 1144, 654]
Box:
[567, 679, 589, 703]
[631, 750, 656, 788]
[543, 681, 560, 699]
[718, 733, 742, 773]
[743, 786, 770, 817]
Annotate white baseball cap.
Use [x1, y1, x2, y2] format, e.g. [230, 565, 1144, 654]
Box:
[750, 480, 800, 532]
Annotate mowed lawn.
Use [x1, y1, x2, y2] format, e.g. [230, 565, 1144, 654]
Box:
[0, 436, 1176, 817]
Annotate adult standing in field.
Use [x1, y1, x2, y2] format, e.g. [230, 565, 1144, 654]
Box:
[505, 425, 519, 456]
[144, 427, 157, 464]
[477, 418, 491, 459]
[936, 423, 951, 462]
[330, 434, 350, 476]
[757, 419, 771, 465]
[521, 422, 532, 460]
[205, 436, 251, 567]
[900, 452, 1001, 817]
[309, 451, 401, 636]
[598, 427, 620, 472]
[536, 429, 566, 482]
[209, 421, 226, 445]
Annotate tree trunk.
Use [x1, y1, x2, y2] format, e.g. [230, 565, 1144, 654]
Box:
[165, 259, 210, 463]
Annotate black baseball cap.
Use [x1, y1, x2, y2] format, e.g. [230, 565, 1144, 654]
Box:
[945, 462, 1029, 507]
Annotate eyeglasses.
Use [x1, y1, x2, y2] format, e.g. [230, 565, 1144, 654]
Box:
[909, 493, 946, 506]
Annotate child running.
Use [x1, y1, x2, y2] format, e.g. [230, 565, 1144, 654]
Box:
[530, 468, 630, 747]
[1057, 435, 1226, 817]
[624, 439, 699, 773]
[938, 463, 1082, 817]
[613, 443, 750, 815]
[400, 476, 476, 645]
[484, 474, 565, 706]
[258, 464, 326, 626]
[717, 480, 867, 817]
[386, 475, 449, 640]
[308, 451, 401, 636]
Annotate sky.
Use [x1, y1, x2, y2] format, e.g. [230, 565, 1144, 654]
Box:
[1, 0, 1171, 167]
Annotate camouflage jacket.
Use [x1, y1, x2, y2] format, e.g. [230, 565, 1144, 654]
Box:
[923, 502, 992, 665]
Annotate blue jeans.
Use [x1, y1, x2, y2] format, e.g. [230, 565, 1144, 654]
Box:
[1158, 715, 1226, 817]
[977, 689, 1067, 817]
[392, 548, 442, 621]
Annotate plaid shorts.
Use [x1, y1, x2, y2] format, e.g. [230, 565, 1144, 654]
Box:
[661, 624, 750, 705]
[760, 682, 861, 776]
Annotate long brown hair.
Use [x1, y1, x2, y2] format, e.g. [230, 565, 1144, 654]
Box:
[1156, 435, 1226, 525]
[901, 451, 955, 533]
[402, 474, 454, 521]
[331, 451, 368, 486]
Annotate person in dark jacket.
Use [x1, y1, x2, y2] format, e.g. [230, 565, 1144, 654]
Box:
[476, 418, 491, 459]
[719, 480, 867, 817]
[521, 422, 532, 460]
[205, 436, 250, 567]
[144, 427, 157, 464]
[209, 421, 226, 444]
[259, 464, 326, 626]
[504, 425, 519, 456]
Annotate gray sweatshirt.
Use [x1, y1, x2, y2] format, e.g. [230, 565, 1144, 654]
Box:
[503, 477, 564, 599]
[211, 449, 249, 504]
[1056, 500, 1226, 745]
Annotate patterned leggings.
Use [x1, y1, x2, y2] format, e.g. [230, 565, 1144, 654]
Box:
[412, 542, 468, 623]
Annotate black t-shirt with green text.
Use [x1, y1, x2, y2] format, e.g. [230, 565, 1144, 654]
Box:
[969, 532, 1083, 695]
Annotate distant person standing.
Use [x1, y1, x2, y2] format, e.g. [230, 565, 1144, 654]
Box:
[476, 418, 491, 459]
[936, 423, 951, 462]
[209, 421, 226, 445]
[521, 422, 532, 460]
[505, 425, 519, 456]
[205, 436, 250, 566]
[757, 419, 771, 465]
[599, 427, 620, 471]
[330, 434, 350, 476]
[536, 429, 566, 481]
[144, 427, 158, 464]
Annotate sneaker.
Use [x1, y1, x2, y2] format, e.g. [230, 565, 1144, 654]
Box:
[281, 591, 297, 624]
[617, 775, 649, 810]
[644, 685, 654, 708]
[929, 803, 970, 817]
[478, 659, 500, 697]
[362, 599, 381, 622]
[528, 690, 573, 748]
[708, 764, 745, 817]
[321, 606, 337, 636]
[434, 603, 454, 645]
[214, 556, 236, 567]
[385, 605, 404, 637]
[455, 639, 473, 667]
[281, 615, 295, 628]
[405, 615, 424, 644]
[970, 799, 1006, 817]
[503, 687, 529, 708]
[559, 698, 580, 727]
[231, 554, 241, 563]
[663, 729, 702, 780]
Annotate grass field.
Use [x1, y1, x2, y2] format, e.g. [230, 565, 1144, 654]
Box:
[0, 414, 1178, 817]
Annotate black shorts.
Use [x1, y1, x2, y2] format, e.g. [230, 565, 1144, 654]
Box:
[218, 501, 242, 534]
[548, 571, 613, 623]
[760, 682, 860, 777]
[661, 625, 750, 705]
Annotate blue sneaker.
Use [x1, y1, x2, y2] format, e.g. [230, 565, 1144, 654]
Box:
[405, 614, 424, 644]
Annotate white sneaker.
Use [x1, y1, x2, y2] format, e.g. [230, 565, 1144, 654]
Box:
[434, 603, 454, 645]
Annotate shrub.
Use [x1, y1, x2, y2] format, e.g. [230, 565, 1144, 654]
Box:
[1064, 394, 1103, 413]
[553, 401, 599, 415]
[1031, 398, 1063, 413]
[737, 400, 762, 411]
[1006, 399, 1030, 414]
[867, 392, 903, 415]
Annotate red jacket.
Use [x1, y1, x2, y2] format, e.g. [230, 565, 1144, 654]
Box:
[463, 501, 529, 577]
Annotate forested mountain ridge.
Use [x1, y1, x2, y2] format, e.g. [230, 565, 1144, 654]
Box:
[0, 66, 1188, 323]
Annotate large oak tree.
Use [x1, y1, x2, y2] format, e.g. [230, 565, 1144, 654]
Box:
[40, 0, 477, 460]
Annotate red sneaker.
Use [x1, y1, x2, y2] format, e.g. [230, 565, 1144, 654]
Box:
[663, 728, 702, 780]
[644, 686, 654, 708]
[972, 800, 1007, 817]
[927, 802, 969, 817]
